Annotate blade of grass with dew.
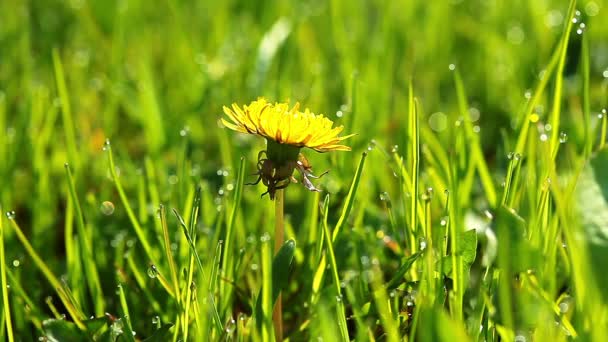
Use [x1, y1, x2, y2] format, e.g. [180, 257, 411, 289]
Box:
[5, 269, 43, 330]
[1, 207, 15, 342]
[7, 218, 85, 329]
[117, 284, 137, 342]
[220, 157, 245, 316]
[64, 163, 105, 316]
[181, 186, 202, 341]
[408, 84, 420, 253]
[320, 195, 349, 340]
[548, 0, 577, 161]
[171, 207, 223, 333]
[104, 140, 156, 266]
[52, 49, 79, 169]
[370, 265, 399, 342]
[453, 69, 497, 208]
[158, 205, 182, 331]
[257, 232, 273, 341]
[582, 32, 592, 157]
[145, 157, 164, 245]
[313, 152, 366, 297]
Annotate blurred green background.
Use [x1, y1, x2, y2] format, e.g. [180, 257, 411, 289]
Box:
[1, 0, 608, 340]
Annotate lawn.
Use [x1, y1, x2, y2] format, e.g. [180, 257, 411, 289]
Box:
[1, 0, 608, 340]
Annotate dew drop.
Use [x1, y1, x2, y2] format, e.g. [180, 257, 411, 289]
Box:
[103, 139, 111, 151]
[100, 201, 115, 215]
[440, 217, 448, 226]
[391, 145, 399, 153]
[379, 192, 389, 201]
[6, 211, 16, 220]
[419, 238, 427, 250]
[147, 265, 158, 278]
[514, 153, 522, 161]
[367, 139, 376, 151]
[335, 295, 342, 302]
[260, 233, 271, 243]
[168, 175, 179, 185]
[559, 132, 568, 143]
[180, 126, 190, 137]
[12, 259, 20, 267]
[448, 63, 456, 71]
[540, 133, 548, 142]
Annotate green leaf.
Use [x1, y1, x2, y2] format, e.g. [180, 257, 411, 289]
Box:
[83, 315, 109, 336]
[576, 148, 608, 298]
[143, 323, 175, 342]
[441, 230, 477, 276]
[416, 307, 471, 342]
[254, 239, 296, 328]
[495, 206, 539, 273]
[43, 319, 87, 341]
[386, 252, 422, 290]
[272, 239, 296, 302]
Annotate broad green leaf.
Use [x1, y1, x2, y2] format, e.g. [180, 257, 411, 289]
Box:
[43, 319, 87, 341]
[441, 230, 477, 276]
[495, 206, 539, 273]
[83, 315, 109, 336]
[576, 148, 608, 298]
[254, 239, 296, 329]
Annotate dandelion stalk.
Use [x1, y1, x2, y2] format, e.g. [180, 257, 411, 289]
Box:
[273, 188, 285, 341]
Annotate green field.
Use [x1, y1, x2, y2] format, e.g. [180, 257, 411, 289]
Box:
[1, 0, 608, 340]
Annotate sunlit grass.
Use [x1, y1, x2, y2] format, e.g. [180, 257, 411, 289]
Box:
[1, 0, 608, 340]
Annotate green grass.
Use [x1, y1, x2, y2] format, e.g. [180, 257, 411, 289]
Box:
[2, 0, 608, 340]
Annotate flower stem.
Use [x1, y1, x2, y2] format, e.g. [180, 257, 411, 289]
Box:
[273, 188, 285, 341]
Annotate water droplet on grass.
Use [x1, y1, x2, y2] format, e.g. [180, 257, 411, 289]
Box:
[367, 139, 376, 151]
[449, 64, 456, 71]
[168, 175, 179, 185]
[559, 132, 568, 143]
[260, 233, 271, 243]
[152, 316, 160, 326]
[419, 238, 427, 250]
[379, 192, 389, 201]
[12, 259, 20, 267]
[100, 201, 115, 215]
[147, 265, 158, 278]
[6, 211, 16, 220]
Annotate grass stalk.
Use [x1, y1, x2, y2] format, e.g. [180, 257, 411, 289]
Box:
[0, 207, 14, 342]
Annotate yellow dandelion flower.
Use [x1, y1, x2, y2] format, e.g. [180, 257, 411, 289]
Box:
[221, 98, 354, 152]
[221, 98, 355, 200]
